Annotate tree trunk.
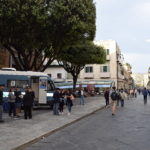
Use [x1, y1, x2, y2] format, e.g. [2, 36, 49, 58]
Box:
[73, 75, 78, 90]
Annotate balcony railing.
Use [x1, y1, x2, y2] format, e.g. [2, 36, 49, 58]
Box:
[99, 72, 111, 78]
[83, 73, 94, 79]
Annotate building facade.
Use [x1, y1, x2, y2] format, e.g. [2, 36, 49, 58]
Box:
[44, 60, 71, 83]
[79, 40, 132, 89]
[44, 40, 133, 89]
[132, 73, 149, 88]
[0, 49, 10, 68]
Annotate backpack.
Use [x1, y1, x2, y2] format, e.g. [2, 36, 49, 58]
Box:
[111, 91, 118, 100]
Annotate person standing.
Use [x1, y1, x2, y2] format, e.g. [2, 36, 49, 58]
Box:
[104, 88, 110, 106]
[23, 88, 34, 119]
[66, 90, 74, 115]
[110, 87, 118, 116]
[119, 89, 126, 107]
[8, 88, 16, 118]
[0, 84, 4, 123]
[134, 89, 137, 98]
[117, 89, 121, 106]
[142, 88, 148, 105]
[79, 88, 85, 105]
[53, 88, 60, 115]
[14, 88, 22, 117]
[59, 89, 65, 114]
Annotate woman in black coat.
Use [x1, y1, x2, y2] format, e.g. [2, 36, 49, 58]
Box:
[66, 90, 74, 115]
[23, 88, 34, 119]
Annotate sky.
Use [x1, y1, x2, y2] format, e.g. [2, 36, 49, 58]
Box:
[94, 0, 150, 73]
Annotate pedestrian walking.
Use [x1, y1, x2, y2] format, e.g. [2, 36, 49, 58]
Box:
[79, 88, 85, 105]
[134, 89, 137, 98]
[53, 88, 60, 115]
[23, 88, 34, 119]
[14, 88, 22, 117]
[8, 88, 16, 118]
[110, 87, 118, 116]
[66, 90, 74, 115]
[117, 89, 121, 106]
[142, 88, 148, 105]
[0, 84, 4, 123]
[104, 88, 110, 106]
[138, 88, 141, 95]
[119, 89, 126, 107]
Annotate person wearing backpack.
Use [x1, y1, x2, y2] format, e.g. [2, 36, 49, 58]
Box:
[110, 86, 118, 116]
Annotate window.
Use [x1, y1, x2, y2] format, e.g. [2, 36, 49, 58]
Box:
[100, 65, 110, 72]
[106, 49, 109, 55]
[48, 80, 55, 90]
[85, 66, 93, 73]
[7, 80, 29, 88]
[57, 73, 62, 79]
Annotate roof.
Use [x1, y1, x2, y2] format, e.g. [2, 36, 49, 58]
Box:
[0, 70, 49, 77]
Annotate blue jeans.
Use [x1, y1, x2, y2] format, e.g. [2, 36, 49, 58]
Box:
[121, 99, 124, 107]
[80, 96, 85, 105]
[9, 102, 16, 117]
[53, 103, 59, 115]
[67, 103, 72, 113]
[0, 105, 3, 121]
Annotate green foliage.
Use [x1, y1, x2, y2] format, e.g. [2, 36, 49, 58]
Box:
[0, 0, 53, 70]
[59, 42, 106, 65]
[0, 0, 96, 71]
[58, 42, 106, 89]
[47, 0, 96, 52]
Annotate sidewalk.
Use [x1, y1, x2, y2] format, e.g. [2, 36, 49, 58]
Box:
[0, 96, 105, 150]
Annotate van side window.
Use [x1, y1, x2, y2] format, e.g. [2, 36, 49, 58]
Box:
[47, 80, 55, 91]
[7, 80, 29, 88]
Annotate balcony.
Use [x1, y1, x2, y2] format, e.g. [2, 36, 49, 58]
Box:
[99, 72, 111, 78]
[106, 55, 110, 60]
[118, 73, 125, 80]
[83, 73, 94, 79]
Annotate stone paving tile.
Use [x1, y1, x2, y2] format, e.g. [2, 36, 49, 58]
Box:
[0, 96, 105, 150]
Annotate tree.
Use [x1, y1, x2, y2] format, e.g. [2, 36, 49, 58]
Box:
[58, 42, 106, 89]
[0, 0, 96, 71]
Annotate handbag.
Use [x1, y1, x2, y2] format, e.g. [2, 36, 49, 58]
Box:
[70, 94, 75, 100]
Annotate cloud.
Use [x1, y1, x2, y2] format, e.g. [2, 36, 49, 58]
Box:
[145, 39, 150, 43]
[133, 2, 150, 18]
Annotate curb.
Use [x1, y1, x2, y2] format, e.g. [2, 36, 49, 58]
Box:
[12, 105, 106, 150]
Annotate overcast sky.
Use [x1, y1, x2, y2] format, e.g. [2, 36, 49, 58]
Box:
[94, 0, 150, 73]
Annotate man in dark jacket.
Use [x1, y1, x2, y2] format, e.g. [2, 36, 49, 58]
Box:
[142, 88, 148, 105]
[0, 84, 4, 123]
[104, 88, 110, 106]
[53, 88, 60, 115]
[23, 88, 34, 119]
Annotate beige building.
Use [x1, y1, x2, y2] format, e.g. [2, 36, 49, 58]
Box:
[79, 40, 133, 89]
[44, 40, 133, 89]
[132, 73, 148, 87]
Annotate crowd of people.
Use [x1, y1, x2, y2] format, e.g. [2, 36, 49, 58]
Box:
[0, 85, 35, 123]
[104, 87, 150, 116]
[0, 86, 85, 123]
[52, 88, 85, 116]
[0, 83, 149, 123]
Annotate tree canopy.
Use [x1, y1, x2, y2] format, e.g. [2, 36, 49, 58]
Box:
[58, 42, 106, 89]
[0, 0, 96, 71]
